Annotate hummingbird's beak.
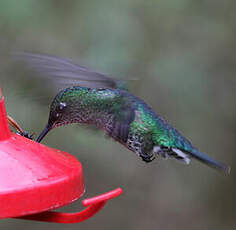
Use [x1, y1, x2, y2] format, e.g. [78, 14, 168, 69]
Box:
[36, 124, 52, 143]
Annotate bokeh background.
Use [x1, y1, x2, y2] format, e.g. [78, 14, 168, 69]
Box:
[0, 0, 236, 229]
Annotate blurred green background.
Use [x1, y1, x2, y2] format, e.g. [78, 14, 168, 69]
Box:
[0, 0, 236, 229]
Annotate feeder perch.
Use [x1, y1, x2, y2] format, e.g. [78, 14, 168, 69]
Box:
[0, 88, 122, 223]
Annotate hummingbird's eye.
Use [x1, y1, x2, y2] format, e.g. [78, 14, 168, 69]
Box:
[55, 102, 67, 119]
[59, 102, 67, 110]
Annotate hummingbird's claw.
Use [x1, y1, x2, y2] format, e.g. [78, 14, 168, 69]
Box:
[20, 131, 34, 140]
[7, 115, 34, 140]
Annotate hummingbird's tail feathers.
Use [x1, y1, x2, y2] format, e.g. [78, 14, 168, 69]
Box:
[188, 149, 230, 174]
[13, 52, 128, 90]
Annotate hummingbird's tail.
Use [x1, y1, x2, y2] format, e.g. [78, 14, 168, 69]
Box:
[188, 149, 230, 174]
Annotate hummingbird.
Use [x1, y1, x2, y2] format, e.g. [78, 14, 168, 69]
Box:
[16, 52, 230, 174]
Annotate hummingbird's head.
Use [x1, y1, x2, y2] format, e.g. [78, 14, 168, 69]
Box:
[36, 89, 77, 142]
[36, 86, 110, 142]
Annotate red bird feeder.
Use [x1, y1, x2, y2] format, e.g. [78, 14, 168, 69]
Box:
[0, 88, 122, 223]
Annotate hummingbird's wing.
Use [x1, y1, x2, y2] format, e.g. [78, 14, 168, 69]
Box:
[111, 106, 135, 143]
[14, 52, 126, 90]
[105, 96, 135, 143]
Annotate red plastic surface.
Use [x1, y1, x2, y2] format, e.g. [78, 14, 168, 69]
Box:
[17, 188, 122, 223]
[0, 93, 122, 223]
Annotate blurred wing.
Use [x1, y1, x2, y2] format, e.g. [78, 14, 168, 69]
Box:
[108, 99, 135, 143]
[113, 108, 135, 143]
[14, 52, 122, 89]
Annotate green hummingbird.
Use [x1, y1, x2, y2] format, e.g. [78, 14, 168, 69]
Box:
[17, 52, 230, 174]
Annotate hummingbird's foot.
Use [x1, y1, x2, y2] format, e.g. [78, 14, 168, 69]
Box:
[7, 115, 34, 140]
[140, 153, 155, 163]
[18, 131, 34, 140]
